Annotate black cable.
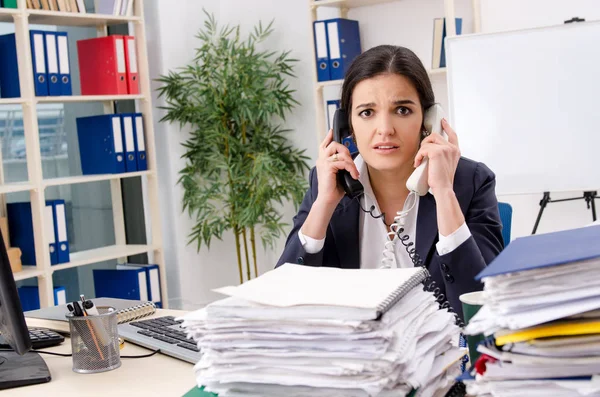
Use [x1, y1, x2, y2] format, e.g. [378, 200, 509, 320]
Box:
[0, 348, 161, 359]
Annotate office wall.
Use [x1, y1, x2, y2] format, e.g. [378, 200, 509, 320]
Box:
[144, 0, 598, 309]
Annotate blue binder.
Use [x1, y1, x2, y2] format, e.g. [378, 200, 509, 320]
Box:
[47, 199, 70, 264]
[7, 202, 36, 265]
[17, 286, 66, 312]
[30, 30, 49, 96]
[0, 34, 20, 98]
[325, 18, 361, 81]
[326, 99, 340, 131]
[116, 263, 162, 308]
[120, 113, 138, 172]
[44, 201, 58, 265]
[440, 18, 463, 68]
[133, 113, 147, 171]
[476, 225, 600, 280]
[93, 268, 149, 301]
[43, 32, 61, 96]
[313, 21, 331, 82]
[55, 31, 72, 96]
[76, 114, 127, 174]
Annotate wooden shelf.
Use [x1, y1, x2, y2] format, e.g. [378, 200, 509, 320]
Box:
[27, 9, 141, 27]
[316, 69, 444, 89]
[51, 244, 157, 272]
[0, 181, 35, 194]
[37, 94, 144, 103]
[13, 267, 45, 281]
[43, 170, 152, 188]
[310, 0, 398, 8]
[0, 7, 18, 23]
[428, 68, 447, 76]
[0, 98, 26, 105]
[316, 79, 344, 89]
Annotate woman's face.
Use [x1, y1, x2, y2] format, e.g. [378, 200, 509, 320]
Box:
[350, 73, 423, 174]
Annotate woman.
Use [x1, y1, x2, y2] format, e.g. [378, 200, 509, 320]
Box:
[276, 45, 503, 321]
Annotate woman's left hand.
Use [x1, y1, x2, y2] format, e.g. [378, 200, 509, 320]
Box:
[414, 118, 460, 195]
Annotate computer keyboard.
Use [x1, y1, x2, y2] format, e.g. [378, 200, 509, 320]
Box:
[0, 327, 65, 350]
[118, 316, 201, 364]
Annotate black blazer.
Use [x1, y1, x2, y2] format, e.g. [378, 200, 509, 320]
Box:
[276, 157, 504, 321]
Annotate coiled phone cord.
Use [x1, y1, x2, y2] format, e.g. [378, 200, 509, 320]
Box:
[356, 191, 465, 328]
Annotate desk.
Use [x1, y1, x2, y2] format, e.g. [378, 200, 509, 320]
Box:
[11, 309, 195, 397]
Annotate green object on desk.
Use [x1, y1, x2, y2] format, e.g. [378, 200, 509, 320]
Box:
[182, 386, 217, 397]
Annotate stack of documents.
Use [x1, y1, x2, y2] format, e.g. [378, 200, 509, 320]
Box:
[463, 225, 600, 396]
[180, 264, 465, 397]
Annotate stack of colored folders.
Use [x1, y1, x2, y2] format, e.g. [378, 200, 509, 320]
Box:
[463, 224, 600, 397]
[179, 264, 466, 397]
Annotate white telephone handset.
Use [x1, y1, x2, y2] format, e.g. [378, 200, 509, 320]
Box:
[406, 104, 448, 196]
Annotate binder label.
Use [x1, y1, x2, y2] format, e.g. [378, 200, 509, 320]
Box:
[315, 22, 327, 59]
[327, 22, 341, 59]
[33, 33, 46, 73]
[112, 117, 124, 153]
[56, 203, 67, 242]
[45, 205, 55, 245]
[135, 116, 145, 151]
[150, 268, 160, 303]
[57, 35, 70, 73]
[116, 38, 126, 74]
[127, 38, 138, 73]
[45, 34, 58, 74]
[138, 271, 149, 301]
[123, 116, 135, 151]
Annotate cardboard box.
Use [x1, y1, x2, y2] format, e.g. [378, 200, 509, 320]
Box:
[8, 247, 22, 273]
[0, 217, 9, 249]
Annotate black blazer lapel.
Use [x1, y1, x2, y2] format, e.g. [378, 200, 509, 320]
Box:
[330, 197, 360, 269]
[416, 193, 439, 267]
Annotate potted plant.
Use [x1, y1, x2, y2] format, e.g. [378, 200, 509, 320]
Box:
[156, 11, 310, 283]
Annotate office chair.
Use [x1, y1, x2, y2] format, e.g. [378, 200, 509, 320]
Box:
[498, 202, 513, 247]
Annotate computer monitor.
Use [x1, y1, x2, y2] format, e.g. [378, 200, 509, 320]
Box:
[0, 229, 51, 390]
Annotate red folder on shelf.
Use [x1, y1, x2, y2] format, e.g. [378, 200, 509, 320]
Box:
[77, 35, 128, 95]
[123, 35, 139, 94]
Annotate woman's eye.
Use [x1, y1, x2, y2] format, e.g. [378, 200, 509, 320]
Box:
[397, 106, 412, 116]
[359, 109, 373, 118]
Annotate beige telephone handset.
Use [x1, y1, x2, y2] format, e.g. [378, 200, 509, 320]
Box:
[406, 104, 448, 196]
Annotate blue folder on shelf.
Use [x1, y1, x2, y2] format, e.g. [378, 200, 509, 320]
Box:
[44, 31, 61, 96]
[120, 113, 138, 172]
[325, 18, 361, 81]
[313, 20, 331, 81]
[93, 268, 149, 302]
[326, 99, 339, 131]
[0, 33, 21, 98]
[76, 114, 126, 175]
[44, 201, 58, 265]
[30, 30, 49, 96]
[17, 286, 67, 312]
[440, 18, 463, 68]
[47, 199, 70, 264]
[133, 113, 147, 171]
[56, 31, 72, 96]
[476, 225, 600, 280]
[116, 263, 162, 308]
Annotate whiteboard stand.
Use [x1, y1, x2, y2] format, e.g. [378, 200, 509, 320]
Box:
[532, 191, 598, 234]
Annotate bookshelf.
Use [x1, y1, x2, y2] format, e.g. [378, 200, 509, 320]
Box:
[1, 0, 168, 308]
[308, 0, 482, 141]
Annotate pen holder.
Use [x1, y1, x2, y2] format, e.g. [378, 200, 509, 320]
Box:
[66, 306, 121, 374]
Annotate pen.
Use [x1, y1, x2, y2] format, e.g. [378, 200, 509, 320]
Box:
[74, 301, 105, 360]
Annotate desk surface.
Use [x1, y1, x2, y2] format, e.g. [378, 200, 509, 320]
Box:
[10, 309, 196, 397]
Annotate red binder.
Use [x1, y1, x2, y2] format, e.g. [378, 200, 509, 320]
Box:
[77, 35, 128, 95]
[123, 36, 139, 94]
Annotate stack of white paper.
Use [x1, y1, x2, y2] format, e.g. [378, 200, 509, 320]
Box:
[179, 264, 465, 397]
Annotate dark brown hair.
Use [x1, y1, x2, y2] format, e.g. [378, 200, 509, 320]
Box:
[340, 45, 435, 129]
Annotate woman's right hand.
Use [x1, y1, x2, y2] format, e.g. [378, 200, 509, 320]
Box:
[315, 129, 360, 208]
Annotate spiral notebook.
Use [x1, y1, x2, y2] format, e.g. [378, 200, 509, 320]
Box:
[214, 264, 429, 321]
[24, 298, 156, 334]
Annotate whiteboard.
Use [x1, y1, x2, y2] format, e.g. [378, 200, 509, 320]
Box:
[446, 21, 600, 195]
